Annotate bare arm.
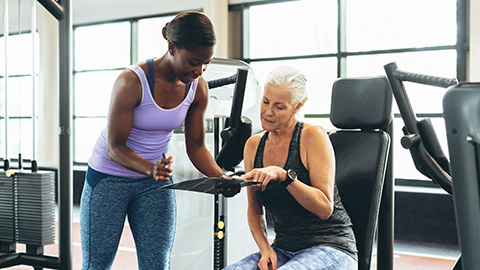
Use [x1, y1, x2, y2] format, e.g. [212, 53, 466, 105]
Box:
[184, 77, 225, 178]
[243, 135, 278, 270]
[242, 126, 335, 220]
[106, 69, 171, 180]
[287, 125, 335, 220]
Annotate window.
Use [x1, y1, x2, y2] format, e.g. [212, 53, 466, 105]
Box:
[346, 0, 456, 51]
[346, 50, 457, 114]
[69, 0, 464, 183]
[0, 33, 39, 161]
[73, 14, 174, 163]
[73, 22, 131, 163]
[74, 22, 131, 71]
[74, 70, 122, 162]
[138, 16, 175, 61]
[0, 78, 5, 159]
[241, 0, 460, 183]
[249, 58, 338, 128]
[246, 0, 339, 128]
[247, 0, 337, 59]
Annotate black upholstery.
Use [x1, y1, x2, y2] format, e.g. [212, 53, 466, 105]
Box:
[329, 76, 392, 270]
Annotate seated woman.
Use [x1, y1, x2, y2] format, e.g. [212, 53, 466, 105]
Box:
[223, 66, 358, 270]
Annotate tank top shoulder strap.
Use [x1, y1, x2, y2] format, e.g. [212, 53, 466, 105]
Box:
[146, 58, 155, 98]
[253, 132, 269, 168]
[285, 121, 304, 168]
[144, 58, 195, 102]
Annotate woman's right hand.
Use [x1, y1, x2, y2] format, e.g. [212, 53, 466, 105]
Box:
[258, 247, 278, 270]
[242, 166, 287, 192]
[152, 155, 173, 181]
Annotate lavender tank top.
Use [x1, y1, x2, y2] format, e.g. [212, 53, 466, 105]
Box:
[88, 64, 199, 178]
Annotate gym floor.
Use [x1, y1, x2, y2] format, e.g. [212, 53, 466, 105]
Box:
[6, 207, 460, 270]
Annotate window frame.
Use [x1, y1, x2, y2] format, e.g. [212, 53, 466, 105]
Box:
[68, 0, 468, 187]
[232, 0, 467, 187]
[71, 12, 180, 165]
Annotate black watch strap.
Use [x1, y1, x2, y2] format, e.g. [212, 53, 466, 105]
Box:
[282, 169, 296, 187]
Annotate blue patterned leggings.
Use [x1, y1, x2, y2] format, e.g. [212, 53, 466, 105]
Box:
[80, 167, 176, 270]
[223, 245, 357, 270]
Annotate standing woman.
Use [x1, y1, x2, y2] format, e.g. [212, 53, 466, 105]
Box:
[224, 66, 358, 270]
[80, 11, 228, 270]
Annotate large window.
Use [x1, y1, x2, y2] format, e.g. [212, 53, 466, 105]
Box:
[0, 32, 39, 162]
[70, 0, 464, 185]
[247, 0, 338, 59]
[73, 15, 174, 163]
[346, 0, 456, 51]
[73, 22, 130, 162]
[137, 16, 175, 61]
[242, 0, 460, 183]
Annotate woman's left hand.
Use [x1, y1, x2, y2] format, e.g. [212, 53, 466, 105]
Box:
[242, 166, 287, 192]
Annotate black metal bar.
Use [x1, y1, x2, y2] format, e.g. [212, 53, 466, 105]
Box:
[214, 118, 220, 157]
[377, 122, 394, 270]
[456, 0, 468, 82]
[0, 253, 59, 269]
[58, 0, 73, 269]
[245, 45, 455, 64]
[385, 62, 454, 195]
[392, 69, 458, 88]
[384, 62, 419, 135]
[0, 242, 15, 253]
[36, 0, 65, 20]
[213, 116, 225, 270]
[228, 69, 248, 131]
[208, 74, 237, 89]
[337, 0, 346, 78]
[26, 245, 45, 270]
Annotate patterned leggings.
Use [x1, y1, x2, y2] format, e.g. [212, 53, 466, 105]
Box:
[223, 245, 357, 270]
[80, 167, 176, 270]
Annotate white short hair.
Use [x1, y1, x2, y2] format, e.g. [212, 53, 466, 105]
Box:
[265, 66, 308, 107]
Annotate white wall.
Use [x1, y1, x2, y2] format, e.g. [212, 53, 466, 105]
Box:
[37, 3, 59, 167]
[72, 0, 269, 25]
[469, 0, 480, 81]
[72, 0, 203, 25]
[0, 0, 269, 32]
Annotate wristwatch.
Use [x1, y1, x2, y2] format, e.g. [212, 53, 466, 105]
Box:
[282, 169, 297, 187]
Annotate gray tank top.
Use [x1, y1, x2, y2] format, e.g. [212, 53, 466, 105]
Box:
[254, 122, 357, 260]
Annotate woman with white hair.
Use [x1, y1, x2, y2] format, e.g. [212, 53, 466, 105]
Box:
[223, 66, 358, 270]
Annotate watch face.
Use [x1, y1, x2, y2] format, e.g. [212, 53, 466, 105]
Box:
[287, 169, 297, 180]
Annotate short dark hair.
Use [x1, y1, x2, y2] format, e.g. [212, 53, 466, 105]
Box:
[162, 11, 217, 50]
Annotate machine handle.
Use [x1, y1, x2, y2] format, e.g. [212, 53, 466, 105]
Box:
[393, 69, 458, 88]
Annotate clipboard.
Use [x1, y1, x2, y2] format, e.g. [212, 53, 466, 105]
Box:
[160, 176, 261, 195]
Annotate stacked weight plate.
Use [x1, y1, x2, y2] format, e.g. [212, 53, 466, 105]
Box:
[0, 174, 15, 242]
[14, 171, 56, 245]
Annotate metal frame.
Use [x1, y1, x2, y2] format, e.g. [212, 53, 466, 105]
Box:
[0, 1, 72, 269]
[384, 61, 462, 269]
[209, 67, 250, 270]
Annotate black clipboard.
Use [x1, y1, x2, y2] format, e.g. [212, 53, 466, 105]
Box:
[160, 176, 260, 194]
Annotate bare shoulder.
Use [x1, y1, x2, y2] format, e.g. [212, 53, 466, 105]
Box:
[301, 124, 334, 168]
[198, 76, 208, 87]
[302, 123, 329, 142]
[111, 69, 142, 106]
[245, 132, 265, 152]
[115, 68, 141, 90]
[192, 76, 208, 104]
[197, 77, 208, 94]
